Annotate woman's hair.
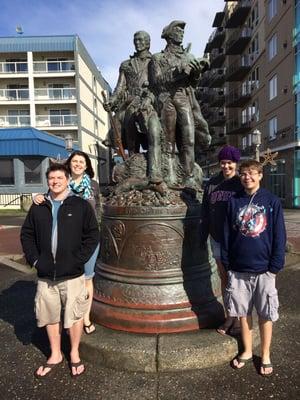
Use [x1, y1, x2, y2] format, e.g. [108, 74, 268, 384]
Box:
[65, 150, 95, 179]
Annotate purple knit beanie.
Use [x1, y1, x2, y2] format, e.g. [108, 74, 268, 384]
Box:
[218, 145, 241, 162]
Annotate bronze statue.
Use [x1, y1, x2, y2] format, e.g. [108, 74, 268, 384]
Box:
[104, 31, 163, 184]
[95, 22, 223, 335]
[149, 20, 210, 188]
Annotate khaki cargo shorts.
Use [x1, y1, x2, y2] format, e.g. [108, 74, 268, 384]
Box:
[224, 270, 279, 322]
[35, 274, 89, 328]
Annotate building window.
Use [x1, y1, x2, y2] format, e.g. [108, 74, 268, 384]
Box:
[268, 0, 278, 21]
[268, 34, 277, 61]
[250, 34, 259, 56]
[49, 109, 71, 126]
[0, 159, 14, 185]
[23, 158, 43, 184]
[8, 109, 30, 126]
[242, 136, 247, 149]
[269, 74, 277, 100]
[249, 4, 259, 28]
[269, 116, 277, 140]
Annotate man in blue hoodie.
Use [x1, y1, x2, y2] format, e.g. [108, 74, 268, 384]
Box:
[221, 160, 286, 376]
[21, 164, 99, 378]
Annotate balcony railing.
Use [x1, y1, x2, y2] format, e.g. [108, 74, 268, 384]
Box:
[0, 115, 30, 127]
[34, 87, 76, 100]
[208, 27, 226, 50]
[226, 117, 252, 135]
[0, 88, 30, 101]
[225, 0, 252, 28]
[225, 55, 252, 82]
[0, 61, 28, 74]
[36, 114, 77, 127]
[209, 109, 226, 127]
[210, 48, 225, 69]
[208, 88, 225, 107]
[226, 27, 252, 55]
[33, 60, 75, 73]
[226, 84, 252, 107]
[208, 68, 226, 88]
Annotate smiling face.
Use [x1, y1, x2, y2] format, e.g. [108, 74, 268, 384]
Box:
[47, 170, 69, 199]
[70, 155, 87, 179]
[240, 167, 262, 194]
[220, 159, 237, 179]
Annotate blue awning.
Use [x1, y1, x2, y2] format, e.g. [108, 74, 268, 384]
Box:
[0, 127, 77, 158]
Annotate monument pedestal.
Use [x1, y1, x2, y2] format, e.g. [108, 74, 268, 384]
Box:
[92, 199, 224, 333]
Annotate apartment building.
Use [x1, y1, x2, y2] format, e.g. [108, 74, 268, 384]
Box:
[0, 35, 111, 186]
[199, 0, 299, 208]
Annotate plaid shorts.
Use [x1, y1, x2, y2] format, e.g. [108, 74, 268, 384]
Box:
[224, 270, 279, 322]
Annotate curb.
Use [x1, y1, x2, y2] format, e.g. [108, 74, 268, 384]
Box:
[0, 255, 34, 274]
[80, 321, 260, 372]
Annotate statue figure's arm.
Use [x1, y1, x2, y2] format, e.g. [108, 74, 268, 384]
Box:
[104, 64, 128, 111]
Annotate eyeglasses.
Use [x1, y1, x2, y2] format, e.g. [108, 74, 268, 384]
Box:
[239, 171, 260, 178]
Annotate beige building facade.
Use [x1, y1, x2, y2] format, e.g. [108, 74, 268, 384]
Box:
[0, 35, 111, 185]
[200, 0, 299, 208]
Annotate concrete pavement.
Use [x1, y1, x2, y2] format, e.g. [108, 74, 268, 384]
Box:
[0, 211, 299, 399]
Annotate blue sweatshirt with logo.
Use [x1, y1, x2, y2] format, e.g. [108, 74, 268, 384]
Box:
[221, 188, 286, 274]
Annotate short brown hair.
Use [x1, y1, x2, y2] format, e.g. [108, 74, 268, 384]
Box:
[239, 159, 263, 174]
[46, 163, 70, 179]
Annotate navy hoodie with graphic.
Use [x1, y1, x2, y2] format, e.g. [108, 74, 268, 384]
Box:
[221, 188, 286, 274]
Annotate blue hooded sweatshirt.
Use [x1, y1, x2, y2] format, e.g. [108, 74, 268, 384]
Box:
[221, 188, 286, 274]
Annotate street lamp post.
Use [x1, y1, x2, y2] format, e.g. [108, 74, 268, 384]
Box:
[252, 129, 262, 162]
[64, 134, 74, 153]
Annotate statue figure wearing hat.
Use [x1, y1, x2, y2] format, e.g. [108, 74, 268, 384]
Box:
[150, 20, 211, 188]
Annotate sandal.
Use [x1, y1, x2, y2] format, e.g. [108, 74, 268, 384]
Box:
[70, 361, 85, 378]
[84, 322, 96, 335]
[260, 362, 273, 377]
[216, 323, 232, 335]
[34, 357, 64, 379]
[232, 355, 253, 370]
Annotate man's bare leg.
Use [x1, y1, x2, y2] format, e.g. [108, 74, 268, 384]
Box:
[216, 259, 240, 334]
[83, 279, 95, 334]
[259, 317, 273, 375]
[35, 322, 63, 377]
[233, 316, 253, 368]
[69, 319, 84, 376]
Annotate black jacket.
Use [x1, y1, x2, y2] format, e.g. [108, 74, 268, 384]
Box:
[200, 173, 243, 243]
[21, 195, 99, 281]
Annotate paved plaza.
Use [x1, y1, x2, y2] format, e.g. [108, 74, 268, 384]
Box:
[0, 211, 299, 399]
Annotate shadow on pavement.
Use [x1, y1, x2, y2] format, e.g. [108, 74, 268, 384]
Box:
[0, 279, 70, 359]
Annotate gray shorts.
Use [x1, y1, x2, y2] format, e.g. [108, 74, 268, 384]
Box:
[210, 237, 221, 260]
[35, 274, 89, 329]
[224, 270, 279, 322]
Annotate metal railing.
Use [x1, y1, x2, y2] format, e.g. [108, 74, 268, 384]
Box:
[33, 60, 75, 73]
[34, 87, 76, 100]
[0, 61, 28, 73]
[36, 114, 77, 126]
[0, 88, 30, 101]
[0, 115, 30, 127]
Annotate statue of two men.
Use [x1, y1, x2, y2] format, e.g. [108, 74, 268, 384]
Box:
[104, 21, 211, 189]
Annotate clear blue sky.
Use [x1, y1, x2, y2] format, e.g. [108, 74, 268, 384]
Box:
[0, 0, 224, 88]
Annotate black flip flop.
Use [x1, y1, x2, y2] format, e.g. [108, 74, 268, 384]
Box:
[260, 362, 273, 377]
[84, 322, 96, 335]
[70, 361, 85, 378]
[34, 357, 64, 379]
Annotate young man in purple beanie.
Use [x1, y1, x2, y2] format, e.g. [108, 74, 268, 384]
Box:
[200, 145, 243, 335]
